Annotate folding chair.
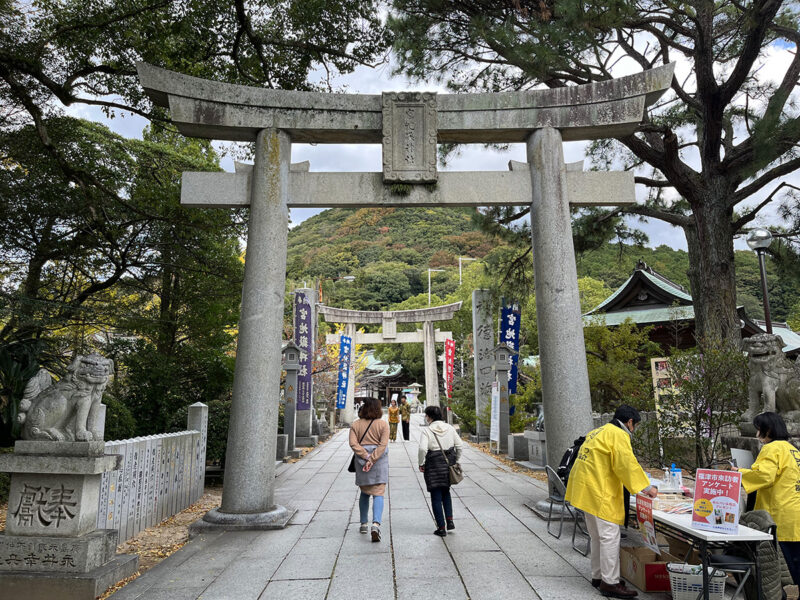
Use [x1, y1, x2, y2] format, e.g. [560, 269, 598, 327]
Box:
[707, 523, 778, 600]
[545, 465, 577, 539]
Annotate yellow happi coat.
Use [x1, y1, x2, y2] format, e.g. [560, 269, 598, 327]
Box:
[565, 422, 651, 525]
[740, 440, 800, 542]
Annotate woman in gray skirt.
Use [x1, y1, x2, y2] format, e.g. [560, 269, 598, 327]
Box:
[349, 397, 389, 542]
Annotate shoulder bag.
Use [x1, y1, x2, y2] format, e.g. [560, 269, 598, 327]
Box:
[348, 419, 374, 473]
[432, 429, 464, 485]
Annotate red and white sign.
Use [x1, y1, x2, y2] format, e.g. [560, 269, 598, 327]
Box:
[636, 494, 659, 553]
[691, 469, 742, 534]
[444, 339, 455, 399]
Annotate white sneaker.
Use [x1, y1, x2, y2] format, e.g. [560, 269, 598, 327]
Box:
[371, 524, 381, 542]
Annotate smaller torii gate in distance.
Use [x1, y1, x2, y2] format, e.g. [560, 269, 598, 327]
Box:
[318, 302, 462, 423]
[137, 62, 674, 533]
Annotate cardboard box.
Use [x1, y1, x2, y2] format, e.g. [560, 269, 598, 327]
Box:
[619, 546, 679, 592]
[666, 537, 701, 564]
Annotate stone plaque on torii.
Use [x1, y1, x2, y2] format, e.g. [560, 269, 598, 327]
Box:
[136, 62, 674, 532]
[318, 302, 462, 424]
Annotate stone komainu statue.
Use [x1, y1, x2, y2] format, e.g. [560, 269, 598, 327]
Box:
[743, 333, 800, 418]
[17, 353, 114, 442]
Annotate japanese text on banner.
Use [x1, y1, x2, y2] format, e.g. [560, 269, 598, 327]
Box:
[500, 303, 521, 394]
[336, 335, 352, 410]
[691, 469, 742, 534]
[444, 339, 455, 400]
[293, 291, 313, 410]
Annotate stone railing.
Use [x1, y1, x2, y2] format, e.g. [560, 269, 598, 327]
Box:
[96, 402, 208, 541]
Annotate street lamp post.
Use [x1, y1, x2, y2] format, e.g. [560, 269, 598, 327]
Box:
[746, 228, 774, 334]
[427, 268, 445, 306]
[458, 257, 477, 285]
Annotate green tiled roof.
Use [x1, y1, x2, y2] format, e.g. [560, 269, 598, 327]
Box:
[584, 306, 694, 327]
[586, 269, 692, 315]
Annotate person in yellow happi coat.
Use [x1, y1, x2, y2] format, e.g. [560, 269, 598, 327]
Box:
[739, 412, 800, 586]
[566, 405, 657, 599]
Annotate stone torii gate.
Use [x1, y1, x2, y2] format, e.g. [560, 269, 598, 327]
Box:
[136, 62, 674, 531]
[318, 302, 462, 423]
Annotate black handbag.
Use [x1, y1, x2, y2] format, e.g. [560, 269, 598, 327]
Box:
[348, 419, 374, 473]
[432, 430, 464, 485]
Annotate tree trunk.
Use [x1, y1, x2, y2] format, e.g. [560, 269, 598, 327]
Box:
[683, 193, 741, 349]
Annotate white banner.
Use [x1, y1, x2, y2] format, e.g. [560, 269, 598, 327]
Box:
[490, 381, 500, 442]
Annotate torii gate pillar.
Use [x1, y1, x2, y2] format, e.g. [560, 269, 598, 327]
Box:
[528, 128, 594, 467]
[191, 129, 294, 533]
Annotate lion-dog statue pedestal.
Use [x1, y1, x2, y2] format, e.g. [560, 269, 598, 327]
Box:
[0, 354, 138, 600]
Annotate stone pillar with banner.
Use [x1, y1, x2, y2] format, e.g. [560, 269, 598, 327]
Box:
[294, 288, 317, 446]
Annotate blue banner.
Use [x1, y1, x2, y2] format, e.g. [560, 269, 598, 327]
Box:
[336, 335, 352, 410]
[294, 291, 313, 410]
[500, 303, 521, 394]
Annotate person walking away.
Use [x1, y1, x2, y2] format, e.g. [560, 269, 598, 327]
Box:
[738, 412, 800, 587]
[400, 395, 411, 441]
[349, 397, 389, 542]
[565, 405, 658, 599]
[388, 399, 400, 442]
[419, 405, 463, 537]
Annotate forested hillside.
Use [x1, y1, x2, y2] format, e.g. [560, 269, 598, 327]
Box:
[287, 207, 800, 323]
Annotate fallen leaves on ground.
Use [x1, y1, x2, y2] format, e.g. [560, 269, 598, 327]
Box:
[467, 439, 548, 482]
[95, 486, 223, 599]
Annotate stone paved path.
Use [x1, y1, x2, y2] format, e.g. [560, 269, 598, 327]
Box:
[110, 415, 671, 600]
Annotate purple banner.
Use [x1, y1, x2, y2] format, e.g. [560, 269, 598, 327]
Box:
[336, 335, 352, 410]
[294, 291, 313, 410]
[500, 303, 521, 394]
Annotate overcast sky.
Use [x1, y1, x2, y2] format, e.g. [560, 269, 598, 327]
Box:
[67, 40, 798, 254]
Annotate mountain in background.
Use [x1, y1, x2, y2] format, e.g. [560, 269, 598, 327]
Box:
[286, 207, 799, 322]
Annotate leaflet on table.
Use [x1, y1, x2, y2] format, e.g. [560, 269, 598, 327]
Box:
[691, 468, 742, 534]
[636, 494, 660, 553]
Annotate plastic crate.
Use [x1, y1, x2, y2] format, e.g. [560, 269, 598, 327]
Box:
[667, 563, 726, 600]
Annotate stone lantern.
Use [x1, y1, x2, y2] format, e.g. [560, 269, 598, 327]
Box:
[282, 341, 301, 456]
[493, 344, 518, 453]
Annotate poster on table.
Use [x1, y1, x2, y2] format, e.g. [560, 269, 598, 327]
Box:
[500, 303, 521, 393]
[444, 338, 455, 399]
[489, 381, 500, 442]
[636, 494, 660, 553]
[691, 469, 742, 534]
[294, 291, 313, 410]
[335, 335, 352, 410]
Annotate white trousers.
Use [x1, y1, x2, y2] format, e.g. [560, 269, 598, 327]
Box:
[583, 512, 621, 584]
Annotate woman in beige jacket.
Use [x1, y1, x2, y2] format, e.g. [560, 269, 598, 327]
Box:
[349, 397, 389, 542]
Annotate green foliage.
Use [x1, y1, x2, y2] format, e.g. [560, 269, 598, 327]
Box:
[170, 396, 231, 466]
[659, 338, 749, 469]
[389, 0, 800, 347]
[0, 339, 43, 446]
[0, 447, 11, 504]
[102, 395, 137, 442]
[584, 319, 661, 414]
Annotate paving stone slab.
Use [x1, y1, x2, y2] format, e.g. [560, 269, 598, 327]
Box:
[395, 576, 469, 600]
[394, 550, 458, 578]
[271, 537, 340, 580]
[302, 510, 351, 539]
[258, 578, 329, 600]
[452, 550, 536, 600]
[198, 557, 272, 600]
[526, 575, 601, 600]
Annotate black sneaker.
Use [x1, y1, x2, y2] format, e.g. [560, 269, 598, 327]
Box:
[433, 527, 447, 537]
[446, 520, 455, 530]
[371, 524, 381, 542]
